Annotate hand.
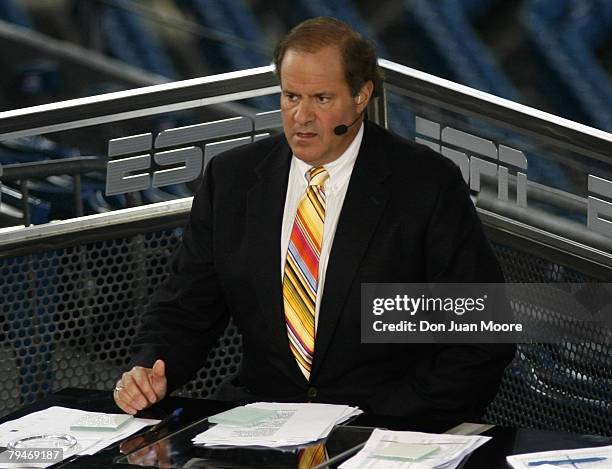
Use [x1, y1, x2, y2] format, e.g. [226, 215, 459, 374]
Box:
[113, 359, 167, 415]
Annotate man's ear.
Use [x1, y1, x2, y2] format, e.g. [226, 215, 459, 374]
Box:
[355, 81, 374, 111]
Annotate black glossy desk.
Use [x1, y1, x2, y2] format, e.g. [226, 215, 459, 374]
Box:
[1, 388, 610, 468]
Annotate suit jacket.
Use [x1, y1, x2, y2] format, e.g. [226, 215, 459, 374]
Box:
[131, 121, 515, 421]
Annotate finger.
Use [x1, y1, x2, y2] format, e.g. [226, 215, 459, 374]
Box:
[130, 367, 161, 404]
[149, 361, 167, 400]
[116, 399, 138, 415]
[152, 359, 165, 378]
[113, 380, 131, 411]
[114, 388, 139, 415]
[120, 370, 152, 410]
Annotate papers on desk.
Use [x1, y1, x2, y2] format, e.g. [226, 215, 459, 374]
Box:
[507, 444, 612, 468]
[0, 406, 159, 468]
[192, 402, 362, 448]
[339, 428, 491, 469]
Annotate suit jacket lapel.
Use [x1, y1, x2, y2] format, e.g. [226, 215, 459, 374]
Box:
[311, 124, 391, 379]
[246, 138, 306, 385]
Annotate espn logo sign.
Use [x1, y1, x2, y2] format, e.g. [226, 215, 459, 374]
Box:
[105, 112, 281, 196]
[415, 116, 527, 207]
[415, 116, 612, 238]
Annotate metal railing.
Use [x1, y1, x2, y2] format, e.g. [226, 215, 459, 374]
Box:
[0, 157, 108, 226]
[0, 60, 611, 270]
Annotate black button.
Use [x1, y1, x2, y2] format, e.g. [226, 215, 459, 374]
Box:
[307, 387, 318, 399]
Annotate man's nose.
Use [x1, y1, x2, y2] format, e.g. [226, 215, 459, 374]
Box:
[294, 100, 315, 125]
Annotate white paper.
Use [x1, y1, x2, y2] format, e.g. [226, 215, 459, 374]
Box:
[0, 406, 159, 468]
[192, 402, 362, 448]
[339, 428, 491, 469]
[507, 444, 612, 469]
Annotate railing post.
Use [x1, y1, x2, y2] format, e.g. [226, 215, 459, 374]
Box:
[367, 87, 388, 129]
[20, 179, 31, 227]
[73, 174, 84, 217]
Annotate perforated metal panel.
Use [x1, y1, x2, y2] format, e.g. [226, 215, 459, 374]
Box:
[1, 228, 610, 436]
[0, 227, 242, 418]
[484, 243, 612, 436]
[174, 323, 242, 400]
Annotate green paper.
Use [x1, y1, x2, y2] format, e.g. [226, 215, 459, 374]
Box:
[372, 442, 440, 461]
[70, 413, 133, 431]
[208, 407, 276, 426]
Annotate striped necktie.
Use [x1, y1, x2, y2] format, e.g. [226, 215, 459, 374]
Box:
[297, 443, 328, 468]
[283, 166, 329, 380]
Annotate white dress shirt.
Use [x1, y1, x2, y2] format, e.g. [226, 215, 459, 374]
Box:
[280, 123, 364, 329]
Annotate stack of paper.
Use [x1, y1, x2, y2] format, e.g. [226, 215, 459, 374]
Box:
[192, 402, 362, 448]
[507, 445, 612, 468]
[339, 428, 490, 469]
[0, 406, 159, 468]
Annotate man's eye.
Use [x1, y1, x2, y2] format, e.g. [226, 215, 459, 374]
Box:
[317, 96, 330, 103]
[285, 94, 298, 102]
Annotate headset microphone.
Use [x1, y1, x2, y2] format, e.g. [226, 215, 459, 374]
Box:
[333, 123, 350, 136]
[333, 108, 366, 136]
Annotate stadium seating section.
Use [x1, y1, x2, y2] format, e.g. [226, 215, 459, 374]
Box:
[0, 0, 610, 226]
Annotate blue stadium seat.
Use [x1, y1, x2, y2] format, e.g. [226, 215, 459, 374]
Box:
[407, 0, 517, 100]
[180, 0, 268, 70]
[100, 5, 177, 80]
[177, 0, 276, 110]
[561, 0, 612, 131]
[461, 0, 498, 19]
[0, 184, 50, 225]
[575, 0, 612, 46]
[0, 136, 78, 164]
[0, 0, 32, 28]
[521, 0, 612, 131]
[0, 137, 125, 218]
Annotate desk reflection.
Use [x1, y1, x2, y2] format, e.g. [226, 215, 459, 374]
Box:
[298, 443, 328, 469]
[121, 433, 172, 468]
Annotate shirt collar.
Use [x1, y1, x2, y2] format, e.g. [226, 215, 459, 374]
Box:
[292, 122, 364, 192]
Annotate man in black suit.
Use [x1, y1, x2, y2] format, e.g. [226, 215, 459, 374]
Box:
[114, 17, 514, 421]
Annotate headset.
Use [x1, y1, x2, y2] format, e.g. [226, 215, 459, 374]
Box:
[333, 94, 366, 136]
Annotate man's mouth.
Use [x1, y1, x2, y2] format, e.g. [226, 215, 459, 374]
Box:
[296, 132, 317, 139]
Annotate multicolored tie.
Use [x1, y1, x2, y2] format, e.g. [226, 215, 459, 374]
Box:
[283, 166, 329, 380]
[297, 443, 328, 468]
